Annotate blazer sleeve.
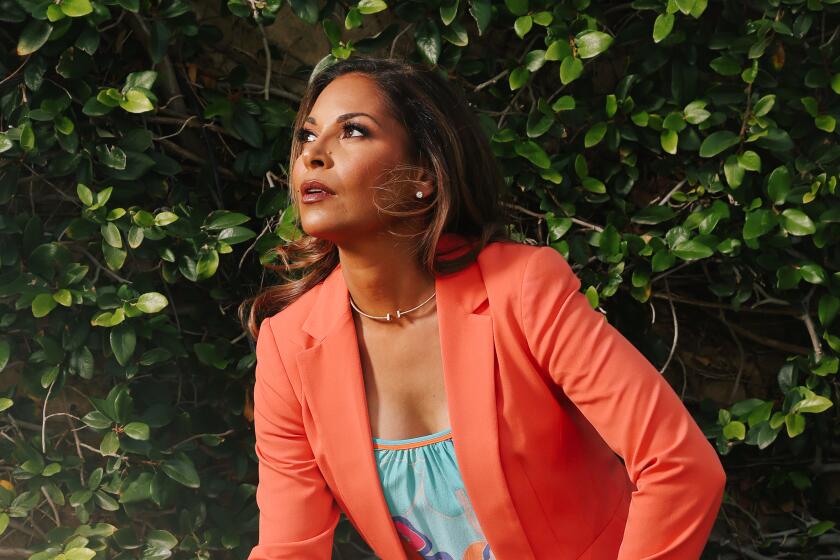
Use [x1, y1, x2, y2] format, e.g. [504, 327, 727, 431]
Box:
[248, 318, 340, 560]
[520, 246, 726, 560]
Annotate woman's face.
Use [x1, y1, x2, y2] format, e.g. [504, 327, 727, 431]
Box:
[291, 72, 421, 243]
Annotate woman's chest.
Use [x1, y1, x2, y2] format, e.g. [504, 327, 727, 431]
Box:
[354, 315, 450, 440]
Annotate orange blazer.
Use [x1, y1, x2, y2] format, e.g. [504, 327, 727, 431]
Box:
[248, 233, 726, 560]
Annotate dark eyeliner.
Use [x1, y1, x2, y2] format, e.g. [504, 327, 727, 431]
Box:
[296, 121, 367, 143]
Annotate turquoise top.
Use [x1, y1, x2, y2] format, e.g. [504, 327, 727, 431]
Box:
[372, 427, 494, 560]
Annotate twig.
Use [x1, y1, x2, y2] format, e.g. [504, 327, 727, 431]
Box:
[656, 178, 687, 206]
[247, 0, 272, 101]
[0, 55, 30, 87]
[41, 379, 55, 454]
[801, 286, 823, 360]
[40, 485, 60, 526]
[166, 429, 235, 451]
[658, 277, 678, 375]
[153, 115, 197, 140]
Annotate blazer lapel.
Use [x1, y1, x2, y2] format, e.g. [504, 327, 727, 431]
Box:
[295, 234, 534, 559]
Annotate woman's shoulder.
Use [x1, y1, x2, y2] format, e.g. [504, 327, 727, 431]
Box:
[478, 239, 556, 273]
[478, 239, 577, 293]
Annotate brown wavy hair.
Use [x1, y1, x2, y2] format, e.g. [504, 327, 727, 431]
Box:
[240, 55, 514, 340]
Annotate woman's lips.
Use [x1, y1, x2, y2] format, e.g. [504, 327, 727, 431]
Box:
[301, 191, 336, 204]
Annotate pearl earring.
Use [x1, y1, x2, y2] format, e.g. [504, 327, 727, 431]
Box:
[415, 191, 424, 199]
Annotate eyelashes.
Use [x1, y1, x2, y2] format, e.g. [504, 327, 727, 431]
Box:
[295, 122, 368, 143]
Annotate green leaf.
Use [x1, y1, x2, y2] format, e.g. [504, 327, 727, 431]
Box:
[672, 239, 714, 260]
[738, 150, 761, 172]
[532, 11, 552, 26]
[357, 0, 387, 15]
[582, 177, 606, 193]
[53, 288, 72, 307]
[742, 209, 778, 240]
[147, 529, 178, 549]
[524, 50, 545, 72]
[468, 0, 492, 36]
[545, 40, 571, 61]
[32, 293, 58, 318]
[631, 206, 675, 225]
[120, 89, 154, 113]
[504, 0, 528, 16]
[767, 166, 791, 205]
[785, 413, 805, 437]
[684, 100, 710, 124]
[136, 292, 168, 313]
[101, 223, 122, 248]
[439, 0, 459, 26]
[414, 20, 441, 65]
[0, 340, 9, 373]
[514, 15, 532, 38]
[123, 422, 150, 440]
[120, 472, 153, 503]
[110, 324, 136, 366]
[206, 211, 250, 230]
[781, 209, 815, 236]
[808, 521, 835, 537]
[508, 66, 530, 90]
[724, 154, 744, 188]
[65, 546, 96, 560]
[514, 140, 550, 169]
[652, 13, 674, 43]
[559, 55, 583, 85]
[699, 130, 739, 157]
[154, 211, 179, 226]
[17, 20, 53, 56]
[815, 115, 835, 133]
[756, 421, 780, 449]
[800, 96, 818, 117]
[818, 295, 839, 328]
[675, 0, 695, 14]
[290, 0, 319, 24]
[584, 122, 607, 148]
[753, 94, 776, 117]
[82, 411, 113, 430]
[831, 73, 840, 94]
[709, 55, 741, 76]
[584, 285, 599, 308]
[20, 123, 35, 152]
[660, 129, 678, 154]
[100, 431, 119, 455]
[605, 94, 617, 118]
[0, 398, 13, 413]
[60, 0, 93, 17]
[344, 7, 362, 28]
[551, 95, 575, 112]
[161, 453, 200, 488]
[723, 421, 746, 440]
[575, 31, 613, 59]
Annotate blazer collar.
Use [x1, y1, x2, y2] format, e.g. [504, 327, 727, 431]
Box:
[295, 232, 534, 559]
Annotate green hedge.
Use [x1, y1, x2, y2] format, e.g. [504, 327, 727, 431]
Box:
[1, 0, 839, 558]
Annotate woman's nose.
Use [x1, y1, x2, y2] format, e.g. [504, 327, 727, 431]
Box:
[301, 138, 333, 169]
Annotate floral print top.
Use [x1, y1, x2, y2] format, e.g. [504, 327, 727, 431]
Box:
[372, 428, 494, 560]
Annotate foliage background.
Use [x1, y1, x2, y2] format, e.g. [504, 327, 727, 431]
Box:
[1, 0, 840, 558]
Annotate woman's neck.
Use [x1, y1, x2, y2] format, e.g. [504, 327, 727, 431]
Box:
[337, 235, 435, 323]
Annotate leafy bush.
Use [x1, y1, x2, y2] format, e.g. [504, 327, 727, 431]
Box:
[1, 0, 839, 558]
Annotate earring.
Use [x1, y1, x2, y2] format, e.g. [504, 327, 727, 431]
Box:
[415, 191, 424, 199]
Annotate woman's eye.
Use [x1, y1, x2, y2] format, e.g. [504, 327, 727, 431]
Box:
[296, 123, 367, 144]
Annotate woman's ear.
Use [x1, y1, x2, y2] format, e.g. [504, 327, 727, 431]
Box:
[413, 167, 435, 199]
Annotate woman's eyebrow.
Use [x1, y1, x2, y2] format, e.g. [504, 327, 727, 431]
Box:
[305, 112, 380, 127]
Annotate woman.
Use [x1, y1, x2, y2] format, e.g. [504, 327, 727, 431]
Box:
[243, 56, 726, 560]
